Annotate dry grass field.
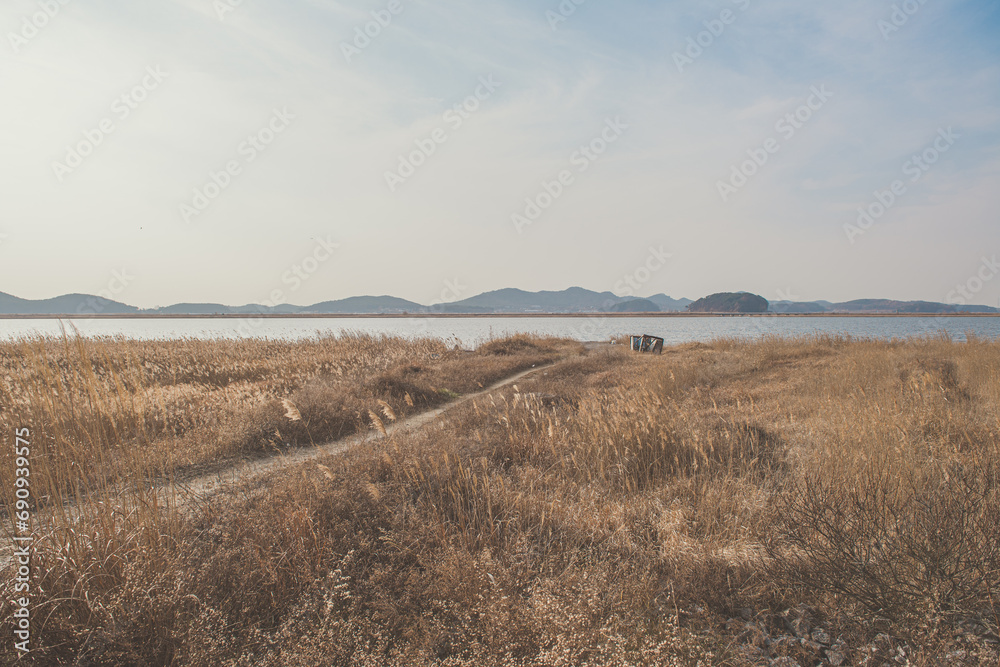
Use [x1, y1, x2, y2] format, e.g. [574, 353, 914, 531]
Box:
[2, 333, 999, 665]
[0, 333, 565, 492]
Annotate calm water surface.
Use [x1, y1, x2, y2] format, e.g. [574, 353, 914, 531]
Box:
[1, 316, 998, 346]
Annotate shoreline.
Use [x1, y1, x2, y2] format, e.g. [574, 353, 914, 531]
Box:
[1, 312, 998, 320]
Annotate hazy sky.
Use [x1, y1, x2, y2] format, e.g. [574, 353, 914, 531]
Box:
[2, 0, 998, 308]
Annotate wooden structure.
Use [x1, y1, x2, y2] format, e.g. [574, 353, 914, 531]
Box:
[629, 334, 664, 354]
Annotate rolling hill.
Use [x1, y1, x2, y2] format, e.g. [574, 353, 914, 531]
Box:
[0, 289, 995, 316]
[305, 296, 424, 314]
[688, 292, 769, 313]
[0, 292, 138, 315]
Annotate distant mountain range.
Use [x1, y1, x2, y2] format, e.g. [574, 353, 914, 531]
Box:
[771, 299, 998, 314]
[0, 289, 995, 316]
[0, 289, 691, 316]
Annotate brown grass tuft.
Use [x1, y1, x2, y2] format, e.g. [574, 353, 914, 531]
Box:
[3, 334, 999, 665]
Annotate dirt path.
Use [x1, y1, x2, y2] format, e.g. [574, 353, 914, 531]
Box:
[165, 361, 557, 510]
[0, 361, 563, 568]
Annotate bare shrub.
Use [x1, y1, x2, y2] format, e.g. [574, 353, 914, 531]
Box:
[771, 456, 1000, 627]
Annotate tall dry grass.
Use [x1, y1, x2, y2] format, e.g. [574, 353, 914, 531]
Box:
[0, 332, 447, 491]
[0, 332, 572, 665]
[0, 331, 568, 494]
[2, 334, 999, 665]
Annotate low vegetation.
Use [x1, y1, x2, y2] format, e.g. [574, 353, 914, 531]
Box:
[2, 334, 998, 665]
[0, 332, 565, 493]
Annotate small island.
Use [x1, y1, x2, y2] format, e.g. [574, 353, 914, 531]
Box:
[686, 292, 770, 313]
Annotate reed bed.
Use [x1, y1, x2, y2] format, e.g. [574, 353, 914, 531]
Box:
[2, 334, 999, 665]
[0, 332, 565, 495]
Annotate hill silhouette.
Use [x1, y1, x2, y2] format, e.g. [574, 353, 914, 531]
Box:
[688, 292, 769, 313]
[0, 289, 995, 316]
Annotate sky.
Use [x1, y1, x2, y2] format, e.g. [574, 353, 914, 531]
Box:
[1, 0, 999, 308]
